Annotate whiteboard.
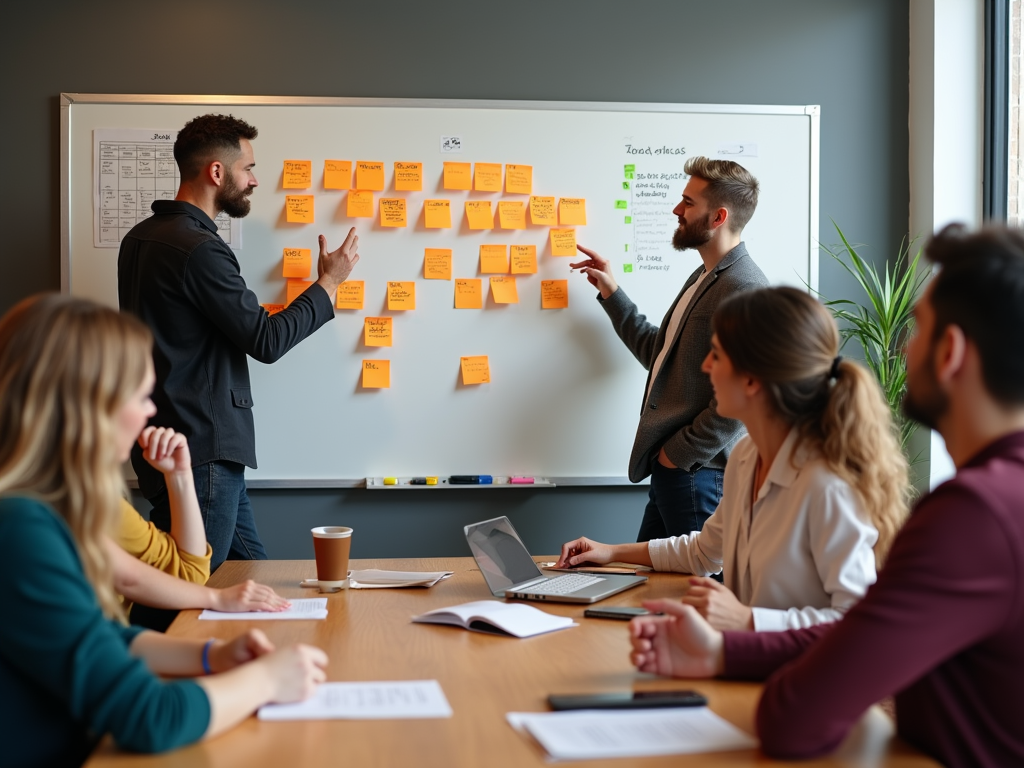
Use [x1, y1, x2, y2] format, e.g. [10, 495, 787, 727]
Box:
[61, 95, 819, 485]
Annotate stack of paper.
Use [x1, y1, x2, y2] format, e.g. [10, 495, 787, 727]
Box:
[258, 680, 452, 720]
[507, 708, 757, 759]
[198, 597, 328, 620]
[348, 569, 453, 588]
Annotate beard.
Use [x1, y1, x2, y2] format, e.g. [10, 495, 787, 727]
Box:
[902, 344, 949, 431]
[216, 173, 253, 218]
[671, 210, 714, 251]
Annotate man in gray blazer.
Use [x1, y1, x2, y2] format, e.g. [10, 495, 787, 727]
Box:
[570, 157, 767, 542]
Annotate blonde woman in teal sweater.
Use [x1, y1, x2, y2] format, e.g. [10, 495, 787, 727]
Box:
[0, 294, 327, 768]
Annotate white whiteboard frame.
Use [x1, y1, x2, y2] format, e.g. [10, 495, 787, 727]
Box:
[60, 94, 819, 488]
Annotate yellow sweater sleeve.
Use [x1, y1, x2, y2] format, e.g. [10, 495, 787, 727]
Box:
[116, 499, 211, 585]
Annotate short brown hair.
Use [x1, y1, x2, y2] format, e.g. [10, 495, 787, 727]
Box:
[683, 156, 759, 233]
[174, 114, 258, 180]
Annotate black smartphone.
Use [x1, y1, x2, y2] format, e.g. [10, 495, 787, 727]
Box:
[548, 690, 708, 711]
[583, 606, 653, 620]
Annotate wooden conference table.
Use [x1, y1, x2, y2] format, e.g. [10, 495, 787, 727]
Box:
[88, 558, 938, 768]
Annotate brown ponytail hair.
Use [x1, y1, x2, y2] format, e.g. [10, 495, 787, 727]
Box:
[712, 286, 909, 565]
[0, 294, 153, 621]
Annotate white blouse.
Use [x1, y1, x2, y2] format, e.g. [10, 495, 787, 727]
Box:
[647, 428, 878, 631]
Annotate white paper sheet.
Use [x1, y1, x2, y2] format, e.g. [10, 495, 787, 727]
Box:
[258, 680, 453, 720]
[348, 569, 453, 588]
[506, 707, 757, 760]
[198, 597, 327, 620]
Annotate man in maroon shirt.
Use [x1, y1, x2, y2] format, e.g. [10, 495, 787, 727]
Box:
[629, 224, 1024, 768]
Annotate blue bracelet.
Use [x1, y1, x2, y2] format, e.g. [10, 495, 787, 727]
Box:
[201, 639, 215, 675]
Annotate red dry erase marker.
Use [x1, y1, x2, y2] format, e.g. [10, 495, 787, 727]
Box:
[510, 476, 535, 484]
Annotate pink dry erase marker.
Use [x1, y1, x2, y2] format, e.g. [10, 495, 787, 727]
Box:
[510, 476, 535, 484]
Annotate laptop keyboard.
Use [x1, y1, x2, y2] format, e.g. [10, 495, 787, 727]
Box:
[526, 573, 603, 595]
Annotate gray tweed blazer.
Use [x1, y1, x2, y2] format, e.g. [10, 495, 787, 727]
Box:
[599, 243, 768, 482]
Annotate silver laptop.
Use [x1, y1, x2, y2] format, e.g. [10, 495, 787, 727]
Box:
[464, 516, 647, 604]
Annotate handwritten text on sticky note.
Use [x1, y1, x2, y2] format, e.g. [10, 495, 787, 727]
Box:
[530, 196, 556, 225]
[283, 248, 312, 278]
[347, 191, 374, 218]
[461, 355, 491, 385]
[324, 160, 352, 190]
[510, 245, 538, 274]
[498, 200, 526, 229]
[454, 279, 483, 309]
[479, 244, 509, 274]
[505, 164, 532, 194]
[379, 198, 408, 227]
[490, 276, 519, 304]
[443, 162, 472, 190]
[336, 280, 364, 310]
[424, 199, 452, 228]
[355, 161, 385, 191]
[424, 249, 452, 280]
[285, 196, 314, 224]
[394, 162, 422, 191]
[262, 303, 285, 316]
[387, 281, 416, 310]
[465, 201, 494, 230]
[283, 160, 312, 189]
[362, 359, 390, 389]
[286, 279, 313, 306]
[541, 280, 569, 309]
[364, 317, 393, 347]
[474, 162, 502, 192]
[550, 228, 577, 256]
[559, 197, 587, 226]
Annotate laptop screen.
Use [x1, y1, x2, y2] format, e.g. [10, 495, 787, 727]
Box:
[464, 517, 544, 594]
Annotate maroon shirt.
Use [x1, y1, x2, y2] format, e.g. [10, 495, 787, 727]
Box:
[723, 431, 1024, 768]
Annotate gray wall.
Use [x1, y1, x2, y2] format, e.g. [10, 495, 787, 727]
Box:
[4, 0, 909, 559]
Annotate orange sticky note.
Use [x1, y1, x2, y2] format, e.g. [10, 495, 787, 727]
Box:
[490, 276, 519, 304]
[262, 303, 285, 316]
[465, 200, 494, 230]
[474, 162, 502, 192]
[424, 248, 453, 280]
[541, 279, 569, 309]
[347, 190, 374, 218]
[479, 244, 509, 274]
[379, 198, 408, 228]
[324, 160, 352, 190]
[355, 161, 385, 191]
[530, 196, 556, 225]
[498, 201, 526, 230]
[285, 195, 314, 224]
[283, 160, 312, 189]
[424, 199, 452, 228]
[394, 162, 423, 191]
[286, 279, 313, 306]
[336, 280, 364, 310]
[443, 162, 472, 190]
[550, 228, 577, 256]
[387, 281, 416, 310]
[364, 317, 393, 347]
[510, 245, 538, 274]
[461, 355, 491, 385]
[454, 279, 483, 309]
[505, 164, 533, 194]
[282, 248, 312, 278]
[559, 197, 587, 226]
[362, 359, 390, 389]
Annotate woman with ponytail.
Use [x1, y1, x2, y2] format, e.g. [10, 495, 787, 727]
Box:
[556, 286, 909, 631]
[0, 295, 327, 768]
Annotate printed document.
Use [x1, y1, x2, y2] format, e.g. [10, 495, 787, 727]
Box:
[259, 680, 452, 720]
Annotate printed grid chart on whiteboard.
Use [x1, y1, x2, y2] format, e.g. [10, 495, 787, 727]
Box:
[93, 128, 239, 248]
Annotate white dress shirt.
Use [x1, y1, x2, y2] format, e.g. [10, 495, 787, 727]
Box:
[647, 428, 878, 631]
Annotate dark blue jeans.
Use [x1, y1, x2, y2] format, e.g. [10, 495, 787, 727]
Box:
[147, 460, 268, 572]
[637, 462, 724, 542]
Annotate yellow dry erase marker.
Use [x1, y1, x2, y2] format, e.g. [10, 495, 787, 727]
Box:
[426, 476, 438, 485]
[383, 477, 398, 485]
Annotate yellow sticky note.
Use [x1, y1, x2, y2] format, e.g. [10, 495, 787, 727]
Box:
[283, 160, 312, 189]
[262, 303, 285, 316]
[424, 199, 452, 228]
[355, 161, 385, 191]
[530, 196, 556, 225]
[498, 201, 527, 230]
[347, 190, 374, 218]
[443, 161, 472, 190]
[461, 355, 491, 385]
[286, 279, 313, 306]
[285, 195, 314, 224]
[541, 279, 569, 309]
[424, 248, 453, 280]
[474, 163, 502, 192]
[364, 317, 393, 347]
[510, 245, 538, 274]
[324, 160, 352, 190]
[282, 248, 312, 278]
[387, 281, 416, 310]
[336, 281, 364, 310]
[505, 164, 533, 194]
[394, 162, 423, 191]
[379, 198, 408, 228]
[465, 200, 494, 230]
[490, 276, 519, 304]
[559, 197, 587, 226]
[362, 359, 390, 389]
[479, 244, 509, 274]
[454, 279, 483, 309]
[550, 228, 577, 256]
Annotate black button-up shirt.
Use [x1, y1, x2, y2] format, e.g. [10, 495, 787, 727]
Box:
[118, 201, 334, 497]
